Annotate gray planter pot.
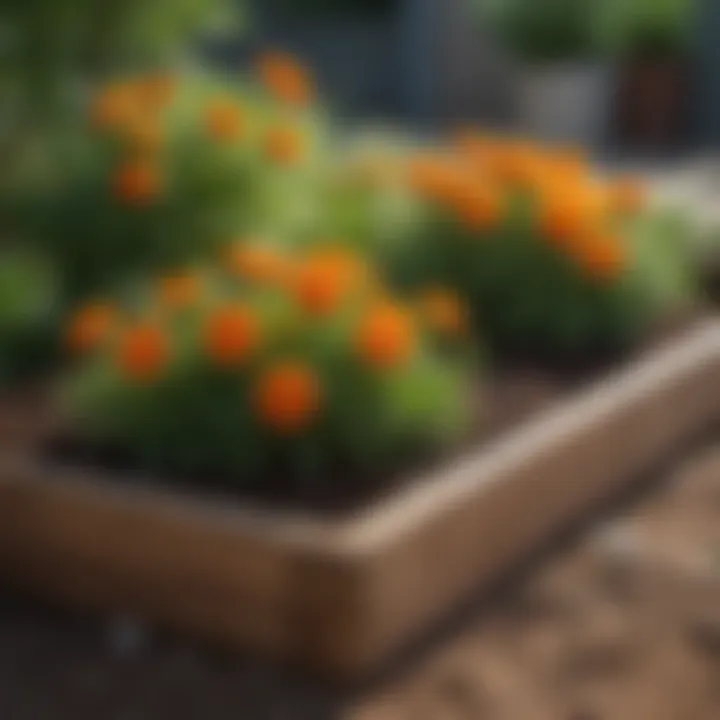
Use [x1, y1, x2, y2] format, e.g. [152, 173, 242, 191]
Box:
[516, 63, 610, 147]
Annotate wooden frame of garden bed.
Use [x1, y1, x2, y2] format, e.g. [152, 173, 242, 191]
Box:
[0, 319, 718, 678]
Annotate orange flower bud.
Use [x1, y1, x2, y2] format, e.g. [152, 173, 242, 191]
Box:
[572, 233, 628, 282]
[226, 243, 295, 286]
[264, 124, 306, 165]
[356, 303, 416, 370]
[123, 118, 165, 154]
[254, 361, 322, 434]
[66, 303, 116, 354]
[256, 52, 315, 107]
[117, 323, 169, 383]
[91, 83, 137, 131]
[293, 248, 365, 316]
[538, 181, 605, 248]
[419, 288, 469, 337]
[137, 73, 176, 109]
[449, 180, 504, 232]
[205, 98, 245, 142]
[113, 159, 163, 205]
[204, 304, 261, 366]
[407, 155, 467, 203]
[158, 272, 203, 310]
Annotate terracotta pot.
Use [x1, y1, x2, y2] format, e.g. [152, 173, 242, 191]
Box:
[614, 58, 688, 151]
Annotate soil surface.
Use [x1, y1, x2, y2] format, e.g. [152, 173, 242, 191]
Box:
[0, 435, 717, 719]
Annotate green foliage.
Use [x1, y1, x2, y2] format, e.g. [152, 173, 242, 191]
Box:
[0, 0, 243, 252]
[61, 246, 471, 484]
[18, 71, 328, 304]
[0, 0, 239, 93]
[389, 142, 696, 363]
[483, 0, 608, 63]
[696, 224, 720, 304]
[598, 0, 695, 59]
[0, 248, 59, 383]
[287, 135, 428, 262]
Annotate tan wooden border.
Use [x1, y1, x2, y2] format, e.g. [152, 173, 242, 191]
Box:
[0, 320, 718, 677]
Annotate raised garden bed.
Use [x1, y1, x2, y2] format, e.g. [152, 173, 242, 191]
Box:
[0, 315, 717, 678]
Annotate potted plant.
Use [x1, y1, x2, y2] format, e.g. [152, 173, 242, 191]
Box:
[604, 0, 695, 151]
[485, 0, 610, 146]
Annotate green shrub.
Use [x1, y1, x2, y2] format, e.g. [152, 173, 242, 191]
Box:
[482, 0, 608, 63]
[0, 0, 242, 236]
[598, 0, 695, 60]
[389, 135, 696, 362]
[60, 242, 471, 483]
[19, 62, 329, 304]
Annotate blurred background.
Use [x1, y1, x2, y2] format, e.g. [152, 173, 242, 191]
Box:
[238, 0, 711, 152]
[3, 0, 718, 147]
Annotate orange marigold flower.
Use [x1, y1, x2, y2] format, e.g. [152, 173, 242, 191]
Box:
[538, 181, 605, 248]
[66, 303, 116, 354]
[356, 302, 416, 370]
[548, 147, 588, 180]
[292, 252, 350, 316]
[136, 73, 176, 110]
[496, 142, 548, 188]
[572, 233, 628, 282]
[419, 288, 469, 337]
[117, 323, 170, 383]
[204, 304, 261, 366]
[264, 124, 306, 165]
[205, 98, 245, 142]
[254, 361, 322, 434]
[113, 158, 163, 205]
[292, 247, 368, 316]
[91, 83, 138, 131]
[453, 131, 499, 174]
[226, 243, 295, 286]
[158, 272, 203, 310]
[448, 179, 504, 232]
[407, 154, 467, 203]
[610, 177, 647, 215]
[256, 51, 315, 107]
[123, 117, 165, 154]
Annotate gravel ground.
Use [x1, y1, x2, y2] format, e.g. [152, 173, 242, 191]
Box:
[1, 437, 719, 720]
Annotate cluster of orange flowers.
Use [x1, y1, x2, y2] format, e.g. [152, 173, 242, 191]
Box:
[407, 132, 647, 283]
[92, 74, 175, 206]
[90, 52, 315, 207]
[66, 243, 467, 434]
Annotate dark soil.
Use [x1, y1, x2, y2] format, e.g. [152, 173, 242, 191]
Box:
[29, 308, 715, 517]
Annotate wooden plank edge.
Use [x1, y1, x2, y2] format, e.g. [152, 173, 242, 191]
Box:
[0, 320, 716, 677]
[329, 319, 720, 673]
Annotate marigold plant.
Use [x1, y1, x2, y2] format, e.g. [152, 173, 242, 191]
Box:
[61, 243, 472, 483]
[392, 132, 696, 360]
[21, 58, 327, 306]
